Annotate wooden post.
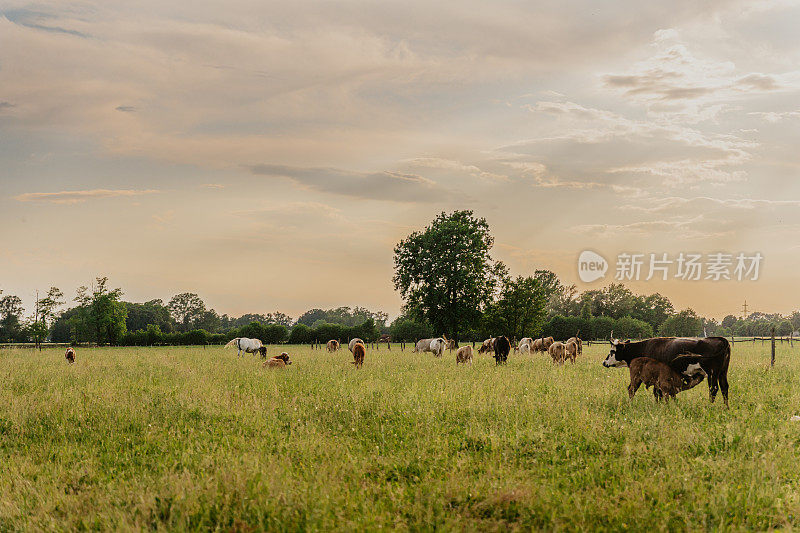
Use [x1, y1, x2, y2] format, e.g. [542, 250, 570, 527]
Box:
[771, 327, 776, 367]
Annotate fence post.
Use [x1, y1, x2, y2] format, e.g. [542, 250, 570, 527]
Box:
[771, 327, 776, 367]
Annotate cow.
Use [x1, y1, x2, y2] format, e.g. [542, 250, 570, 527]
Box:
[352, 342, 366, 368]
[602, 336, 731, 407]
[65, 347, 76, 364]
[627, 357, 705, 402]
[264, 352, 292, 368]
[548, 341, 567, 364]
[442, 334, 457, 351]
[531, 338, 544, 352]
[225, 337, 266, 357]
[348, 338, 364, 353]
[478, 338, 495, 354]
[566, 335, 583, 355]
[518, 342, 531, 356]
[326, 340, 340, 352]
[516, 337, 533, 353]
[413, 337, 446, 357]
[564, 340, 578, 363]
[456, 345, 473, 365]
[493, 336, 511, 365]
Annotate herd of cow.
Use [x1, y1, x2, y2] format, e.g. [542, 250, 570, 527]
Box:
[62, 332, 732, 407]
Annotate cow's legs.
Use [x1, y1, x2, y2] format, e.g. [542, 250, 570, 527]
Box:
[708, 372, 719, 403]
[719, 372, 729, 408]
[628, 378, 642, 399]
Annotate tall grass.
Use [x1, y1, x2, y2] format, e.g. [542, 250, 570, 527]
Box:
[1, 342, 799, 530]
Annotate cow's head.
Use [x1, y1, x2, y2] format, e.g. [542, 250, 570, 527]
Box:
[277, 352, 291, 364]
[258, 346, 268, 358]
[602, 339, 630, 367]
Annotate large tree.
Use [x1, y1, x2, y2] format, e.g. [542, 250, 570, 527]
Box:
[0, 291, 25, 342]
[393, 210, 506, 341]
[168, 293, 207, 332]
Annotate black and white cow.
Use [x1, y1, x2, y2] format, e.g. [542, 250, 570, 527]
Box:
[602, 336, 731, 407]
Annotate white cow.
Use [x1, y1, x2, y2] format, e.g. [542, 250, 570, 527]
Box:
[413, 337, 446, 357]
[519, 342, 531, 355]
[225, 337, 266, 357]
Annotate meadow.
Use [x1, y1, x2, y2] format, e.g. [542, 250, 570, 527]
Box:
[1, 341, 799, 531]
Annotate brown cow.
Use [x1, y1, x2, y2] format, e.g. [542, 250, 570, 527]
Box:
[548, 341, 567, 364]
[627, 357, 704, 402]
[564, 340, 578, 363]
[264, 352, 292, 368]
[65, 347, 76, 364]
[456, 345, 473, 365]
[566, 335, 583, 355]
[326, 340, 340, 352]
[352, 342, 365, 368]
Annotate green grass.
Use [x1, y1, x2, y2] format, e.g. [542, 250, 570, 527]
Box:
[1, 342, 799, 531]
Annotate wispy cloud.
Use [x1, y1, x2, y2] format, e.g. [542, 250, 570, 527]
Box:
[13, 189, 160, 204]
[249, 164, 445, 202]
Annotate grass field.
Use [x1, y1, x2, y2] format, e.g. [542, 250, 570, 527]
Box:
[1, 342, 799, 531]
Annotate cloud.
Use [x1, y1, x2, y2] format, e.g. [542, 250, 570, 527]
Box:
[402, 157, 509, 182]
[0, 101, 14, 110]
[248, 164, 444, 202]
[13, 189, 160, 204]
[201, 183, 225, 189]
[115, 105, 137, 112]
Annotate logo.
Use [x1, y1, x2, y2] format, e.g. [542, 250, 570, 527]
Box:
[578, 250, 608, 283]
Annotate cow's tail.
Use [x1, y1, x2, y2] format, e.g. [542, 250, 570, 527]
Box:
[224, 338, 239, 349]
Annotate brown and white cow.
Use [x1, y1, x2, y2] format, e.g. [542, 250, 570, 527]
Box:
[326, 339, 340, 352]
[456, 345, 473, 365]
[264, 352, 292, 368]
[516, 337, 533, 353]
[602, 336, 731, 407]
[348, 338, 364, 353]
[566, 335, 582, 355]
[478, 338, 495, 354]
[65, 347, 76, 364]
[564, 340, 578, 363]
[352, 342, 366, 368]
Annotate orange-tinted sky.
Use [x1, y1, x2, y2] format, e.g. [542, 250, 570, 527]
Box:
[2, 1, 800, 321]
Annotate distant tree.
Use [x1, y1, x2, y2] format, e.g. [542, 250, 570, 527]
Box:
[0, 292, 26, 342]
[168, 293, 206, 332]
[268, 311, 294, 328]
[288, 323, 313, 344]
[580, 301, 592, 321]
[389, 316, 433, 342]
[721, 314, 738, 329]
[614, 316, 654, 340]
[125, 299, 174, 333]
[658, 309, 702, 337]
[296, 309, 327, 327]
[195, 309, 221, 333]
[483, 276, 548, 339]
[777, 320, 793, 336]
[393, 210, 506, 341]
[74, 277, 128, 344]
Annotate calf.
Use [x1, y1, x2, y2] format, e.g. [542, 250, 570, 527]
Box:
[65, 347, 76, 364]
[264, 352, 292, 368]
[456, 345, 473, 365]
[627, 357, 704, 402]
[493, 336, 511, 365]
[352, 342, 365, 368]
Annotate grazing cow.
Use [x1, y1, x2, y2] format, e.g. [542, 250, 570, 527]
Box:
[326, 340, 340, 352]
[493, 336, 511, 365]
[627, 357, 704, 402]
[379, 334, 391, 343]
[456, 345, 473, 365]
[602, 336, 731, 407]
[564, 340, 578, 363]
[352, 342, 366, 368]
[264, 352, 292, 368]
[548, 341, 567, 364]
[516, 338, 533, 353]
[349, 338, 364, 353]
[566, 335, 583, 355]
[442, 335, 457, 351]
[225, 337, 265, 357]
[531, 338, 544, 352]
[413, 337, 446, 357]
[65, 347, 76, 364]
[478, 338, 495, 354]
[518, 342, 531, 356]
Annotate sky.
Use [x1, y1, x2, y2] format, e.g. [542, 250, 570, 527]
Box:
[2, 0, 800, 321]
